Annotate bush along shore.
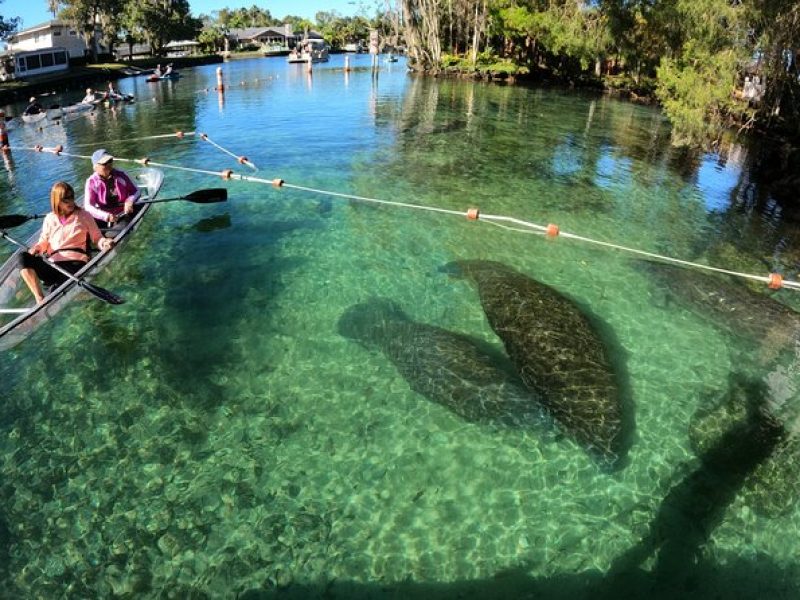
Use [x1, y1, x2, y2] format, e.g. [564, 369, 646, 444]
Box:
[0, 55, 222, 106]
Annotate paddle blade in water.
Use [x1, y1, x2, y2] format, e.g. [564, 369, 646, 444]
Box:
[185, 188, 228, 204]
[0, 214, 36, 228]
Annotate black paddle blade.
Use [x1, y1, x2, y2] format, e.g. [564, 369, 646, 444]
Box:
[0, 214, 37, 228]
[185, 188, 228, 204]
[78, 280, 125, 305]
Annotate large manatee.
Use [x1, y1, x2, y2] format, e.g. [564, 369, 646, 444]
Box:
[641, 260, 800, 361]
[444, 259, 623, 464]
[337, 298, 547, 429]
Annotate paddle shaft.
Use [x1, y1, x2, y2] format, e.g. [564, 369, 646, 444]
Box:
[0, 229, 123, 305]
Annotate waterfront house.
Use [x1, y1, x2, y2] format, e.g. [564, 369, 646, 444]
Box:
[7, 20, 93, 60]
[225, 25, 323, 52]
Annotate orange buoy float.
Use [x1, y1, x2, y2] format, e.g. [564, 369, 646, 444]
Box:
[466, 208, 480, 220]
[768, 273, 783, 290]
[0, 110, 9, 152]
[546, 223, 560, 237]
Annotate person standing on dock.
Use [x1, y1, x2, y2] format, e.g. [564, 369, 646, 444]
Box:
[84, 149, 140, 232]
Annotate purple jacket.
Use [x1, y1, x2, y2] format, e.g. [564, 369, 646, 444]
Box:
[83, 169, 141, 222]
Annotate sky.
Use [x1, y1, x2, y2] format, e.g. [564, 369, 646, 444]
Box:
[2, 0, 368, 31]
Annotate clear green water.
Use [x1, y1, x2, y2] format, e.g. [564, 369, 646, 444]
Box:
[1, 56, 799, 598]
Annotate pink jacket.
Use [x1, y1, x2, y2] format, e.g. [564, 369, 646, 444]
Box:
[84, 169, 141, 222]
[35, 208, 104, 263]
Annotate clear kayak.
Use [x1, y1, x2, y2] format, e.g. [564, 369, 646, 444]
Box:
[21, 112, 47, 124]
[0, 168, 164, 350]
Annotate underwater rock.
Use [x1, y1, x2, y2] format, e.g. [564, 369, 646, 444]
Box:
[443, 259, 623, 463]
[337, 297, 546, 428]
[641, 260, 800, 360]
[689, 375, 799, 517]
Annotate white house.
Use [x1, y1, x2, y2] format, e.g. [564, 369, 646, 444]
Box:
[7, 19, 92, 59]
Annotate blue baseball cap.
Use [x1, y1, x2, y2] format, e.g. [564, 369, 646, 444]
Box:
[91, 148, 113, 166]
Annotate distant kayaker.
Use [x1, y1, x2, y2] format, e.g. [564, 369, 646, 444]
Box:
[23, 96, 42, 116]
[154, 64, 163, 77]
[106, 82, 124, 102]
[163, 63, 173, 76]
[81, 88, 98, 104]
[84, 149, 141, 229]
[18, 181, 113, 304]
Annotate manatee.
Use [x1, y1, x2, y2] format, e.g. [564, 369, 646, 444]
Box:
[689, 374, 798, 517]
[444, 259, 623, 463]
[337, 298, 546, 428]
[641, 260, 800, 361]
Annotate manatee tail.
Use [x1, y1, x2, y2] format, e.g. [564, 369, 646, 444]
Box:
[337, 297, 408, 343]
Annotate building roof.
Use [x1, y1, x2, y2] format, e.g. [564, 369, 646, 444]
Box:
[9, 19, 69, 40]
[227, 28, 271, 42]
[227, 25, 318, 42]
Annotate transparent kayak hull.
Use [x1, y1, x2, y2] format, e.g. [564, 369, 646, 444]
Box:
[0, 168, 164, 350]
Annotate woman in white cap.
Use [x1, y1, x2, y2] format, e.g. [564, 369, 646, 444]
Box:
[84, 149, 140, 229]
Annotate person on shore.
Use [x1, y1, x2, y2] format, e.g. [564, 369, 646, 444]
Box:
[23, 96, 42, 116]
[84, 149, 140, 229]
[81, 88, 98, 104]
[18, 181, 112, 304]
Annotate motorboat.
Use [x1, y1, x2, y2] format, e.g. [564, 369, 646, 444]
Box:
[287, 39, 329, 63]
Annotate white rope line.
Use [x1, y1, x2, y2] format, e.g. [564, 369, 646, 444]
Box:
[65, 132, 197, 148]
[11, 144, 799, 291]
[281, 182, 467, 217]
[198, 133, 257, 170]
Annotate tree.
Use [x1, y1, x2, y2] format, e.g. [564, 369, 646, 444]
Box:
[0, 0, 19, 41]
[401, 0, 442, 70]
[654, 0, 751, 145]
[134, 0, 200, 55]
[48, 0, 61, 19]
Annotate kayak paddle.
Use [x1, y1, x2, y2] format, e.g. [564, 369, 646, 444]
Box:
[0, 229, 124, 305]
[138, 188, 228, 205]
[0, 214, 45, 228]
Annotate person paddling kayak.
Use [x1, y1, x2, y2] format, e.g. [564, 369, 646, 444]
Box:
[18, 182, 112, 304]
[84, 149, 141, 231]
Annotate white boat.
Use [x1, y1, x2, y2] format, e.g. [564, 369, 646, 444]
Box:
[287, 39, 329, 63]
[343, 42, 365, 53]
[46, 101, 95, 120]
[21, 112, 47, 124]
[0, 168, 164, 350]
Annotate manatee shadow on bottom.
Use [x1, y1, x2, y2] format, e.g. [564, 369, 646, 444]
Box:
[235, 553, 799, 600]
[608, 373, 784, 581]
[235, 376, 796, 600]
[337, 297, 549, 430]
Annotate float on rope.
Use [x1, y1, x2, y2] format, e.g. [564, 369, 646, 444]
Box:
[13, 144, 800, 293]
